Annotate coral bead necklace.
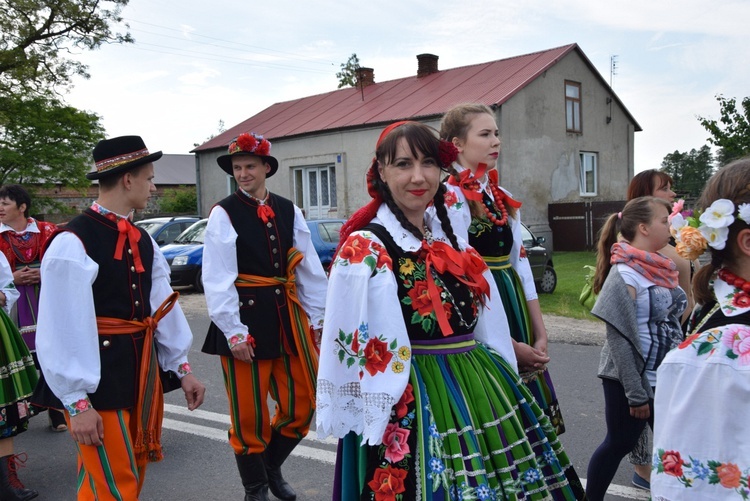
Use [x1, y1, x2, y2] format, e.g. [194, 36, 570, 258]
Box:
[482, 181, 509, 226]
[718, 268, 750, 294]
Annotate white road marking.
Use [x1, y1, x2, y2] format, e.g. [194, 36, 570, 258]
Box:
[163, 405, 650, 499]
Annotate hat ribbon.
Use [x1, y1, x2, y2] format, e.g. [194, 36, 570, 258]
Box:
[115, 218, 146, 273]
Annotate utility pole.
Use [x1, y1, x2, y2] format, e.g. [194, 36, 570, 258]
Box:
[610, 55, 618, 88]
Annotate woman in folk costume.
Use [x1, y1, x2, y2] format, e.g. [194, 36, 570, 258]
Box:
[316, 121, 585, 500]
[0, 252, 38, 500]
[438, 103, 565, 435]
[585, 196, 686, 500]
[652, 157, 750, 500]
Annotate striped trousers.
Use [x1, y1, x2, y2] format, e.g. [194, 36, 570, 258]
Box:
[66, 409, 146, 501]
[221, 353, 314, 455]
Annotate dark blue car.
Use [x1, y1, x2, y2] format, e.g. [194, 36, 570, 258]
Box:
[162, 218, 344, 291]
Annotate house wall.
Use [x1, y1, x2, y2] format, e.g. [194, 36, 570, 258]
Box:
[198, 119, 441, 218]
[497, 51, 635, 246]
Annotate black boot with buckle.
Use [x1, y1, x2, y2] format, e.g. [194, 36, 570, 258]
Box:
[0, 454, 38, 501]
[264, 430, 302, 501]
[235, 453, 270, 501]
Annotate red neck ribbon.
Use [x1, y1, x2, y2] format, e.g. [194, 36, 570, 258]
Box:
[257, 204, 276, 224]
[115, 218, 145, 273]
[447, 163, 488, 201]
[419, 240, 491, 336]
[487, 169, 522, 209]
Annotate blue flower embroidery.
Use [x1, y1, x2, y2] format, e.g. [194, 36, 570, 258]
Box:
[475, 484, 492, 500]
[523, 468, 542, 484]
[429, 457, 445, 474]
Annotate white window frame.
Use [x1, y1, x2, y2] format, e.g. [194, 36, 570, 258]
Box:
[565, 81, 582, 133]
[579, 152, 598, 196]
[292, 164, 337, 219]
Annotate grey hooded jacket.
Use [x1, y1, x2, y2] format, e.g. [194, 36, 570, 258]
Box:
[591, 266, 653, 406]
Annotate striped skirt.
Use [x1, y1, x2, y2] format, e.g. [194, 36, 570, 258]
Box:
[485, 255, 565, 435]
[0, 308, 38, 438]
[332, 334, 585, 500]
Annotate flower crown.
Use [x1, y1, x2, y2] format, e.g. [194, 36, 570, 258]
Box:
[227, 132, 271, 156]
[670, 198, 750, 260]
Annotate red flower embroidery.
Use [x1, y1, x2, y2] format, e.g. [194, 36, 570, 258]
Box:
[408, 280, 434, 316]
[733, 291, 750, 308]
[443, 191, 458, 207]
[394, 384, 414, 419]
[364, 338, 393, 376]
[382, 422, 411, 463]
[367, 465, 407, 500]
[661, 450, 686, 477]
[678, 332, 700, 349]
[351, 329, 360, 354]
[717, 462, 742, 488]
[372, 242, 392, 270]
[339, 234, 371, 264]
[519, 246, 527, 259]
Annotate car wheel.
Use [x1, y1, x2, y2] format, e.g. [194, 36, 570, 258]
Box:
[537, 265, 557, 294]
[194, 268, 204, 293]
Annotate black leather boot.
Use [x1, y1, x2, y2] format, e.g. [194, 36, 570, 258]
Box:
[264, 430, 302, 501]
[0, 455, 38, 501]
[235, 453, 270, 501]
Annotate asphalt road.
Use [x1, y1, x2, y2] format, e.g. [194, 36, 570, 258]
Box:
[14, 290, 650, 500]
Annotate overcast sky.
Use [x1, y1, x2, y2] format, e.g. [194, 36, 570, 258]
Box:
[63, 0, 749, 173]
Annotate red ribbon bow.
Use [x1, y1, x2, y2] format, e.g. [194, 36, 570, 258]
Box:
[419, 240, 491, 336]
[257, 204, 276, 224]
[447, 164, 488, 201]
[115, 218, 145, 273]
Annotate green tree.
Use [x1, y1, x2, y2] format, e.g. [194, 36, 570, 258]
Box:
[159, 186, 197, 214]
[699, 95, 750, 165]
[0, 93, 105, 188]
[336, 53, 360, 89]
[0, 0, 133, 96]
[660, 145, 714, 198]
[193, 119, 226, 148]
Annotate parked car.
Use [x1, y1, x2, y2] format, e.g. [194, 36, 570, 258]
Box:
[306, 219, 345, 271]
[520, 223, 557, 294]
[161, 219, 206, 292]
[162, 217, 345, 292]
[135, 216, 200, 246]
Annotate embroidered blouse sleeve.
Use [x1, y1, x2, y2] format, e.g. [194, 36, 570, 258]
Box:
[291, 206, 327, 328]
[507, 206, 538, 302]
[203, 206, 247, 342]
[150, 236, 193, 377]
[316, 230, 410, 445]
[443, 183, 471, 241]
[36, 232, 100, 410]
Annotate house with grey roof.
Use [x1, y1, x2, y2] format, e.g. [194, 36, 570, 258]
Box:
[192, 43, 640, 249]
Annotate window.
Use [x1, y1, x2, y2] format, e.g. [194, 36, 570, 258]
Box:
[565, 81, 582, 133]
[292, 165, 337, 219]
[579, 152, 598, 196]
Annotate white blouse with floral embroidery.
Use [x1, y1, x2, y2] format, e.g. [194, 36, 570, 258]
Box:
[652, 276, 750, 500]
[315, 204, 516, 446]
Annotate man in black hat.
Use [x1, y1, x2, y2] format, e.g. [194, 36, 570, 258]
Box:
[202, 132, 327, 501]
[34, 135, 205, 500]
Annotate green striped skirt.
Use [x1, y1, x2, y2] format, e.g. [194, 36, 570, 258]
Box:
[333, 334, 585, 500]
[0, 308, 38, 438]
[485, 255, 565, 435]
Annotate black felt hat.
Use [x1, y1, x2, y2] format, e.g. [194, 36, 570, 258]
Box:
[88, 135, 163, 180]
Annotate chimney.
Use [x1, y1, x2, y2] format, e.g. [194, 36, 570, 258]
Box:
[417, 54, 439, 77]
[356, 67, 375, 87]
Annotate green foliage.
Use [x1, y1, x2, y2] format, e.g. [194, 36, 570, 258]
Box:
[0, 0, 133, 96]
[660, 145, 714, 198]
[0, 93, 105, 188]
[159, 186, 197, 214]
[193, 119, 226, 148]
[698, 95, 750, 166]
[336, 53, 360, 89]
[537, 252, 598, 320]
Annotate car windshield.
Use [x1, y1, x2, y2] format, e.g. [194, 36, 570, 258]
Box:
[520, 224, 534, 247]
[135, 220, 166, 236]
[318, 221, 343, 243]
[174, 221, 207, 244]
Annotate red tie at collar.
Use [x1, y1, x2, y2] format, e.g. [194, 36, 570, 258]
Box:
[257, 204, 275, 224]
[447, 163, 488, 201]
[115, 218, 145, 273]
[419, 240, 491, 336]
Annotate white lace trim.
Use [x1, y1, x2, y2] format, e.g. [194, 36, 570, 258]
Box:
[315, 379, 397, 445]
